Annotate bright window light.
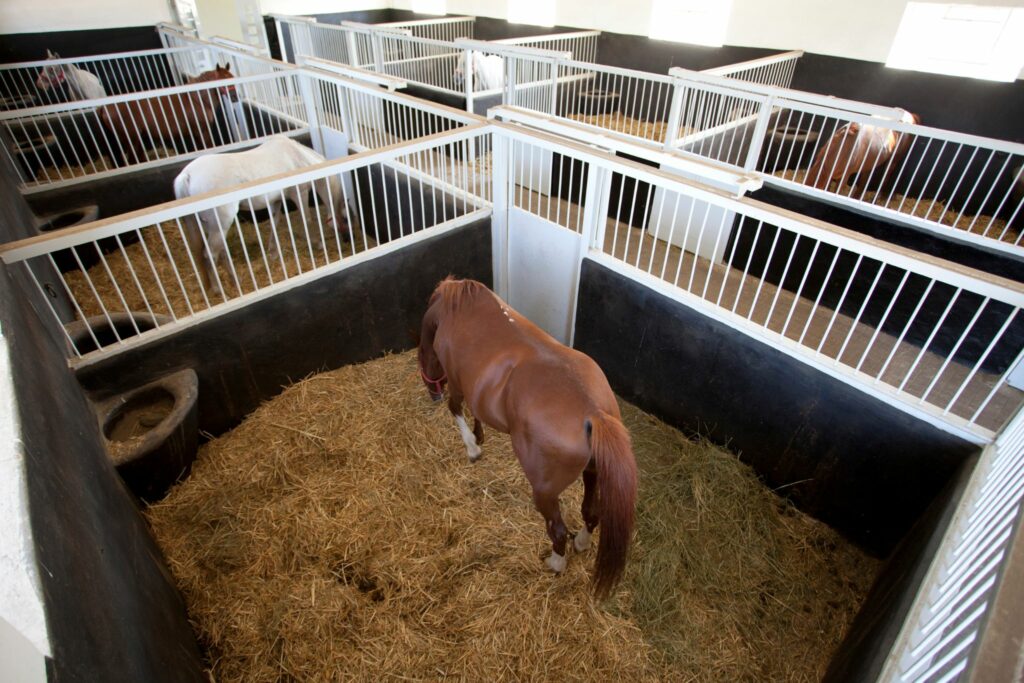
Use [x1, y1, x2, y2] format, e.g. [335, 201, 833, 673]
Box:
[411, 0, 446, 14]
[648, 0, 732, 47]
[887, 3, 1024, 82]
[507, 0, 555, 27]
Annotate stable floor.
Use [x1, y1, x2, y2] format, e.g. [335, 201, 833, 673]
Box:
[146, 351, 878, 682]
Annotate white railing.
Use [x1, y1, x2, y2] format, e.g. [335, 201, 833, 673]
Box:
[668, 68, 1024, 259]
[0, 62, 479, 193]
[0, 124, 492, 362]
[0, 46, 227, 112]
[156, 22, 199, 51]
[493, 120, 1024, 441]
[375, 16, 475, 42]
[701, 49, 804, 89]
[495, 30, 600, 65]
[272, 17, 398, 70]
[882, 404, 1024, 682]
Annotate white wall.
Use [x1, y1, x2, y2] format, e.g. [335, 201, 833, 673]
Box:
[259, 0, 388, 16]
[0, 0, 171, 34]
[397, 0, 1024, 64]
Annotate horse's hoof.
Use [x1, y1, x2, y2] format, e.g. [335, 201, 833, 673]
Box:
[546, 552, 566, 574]
[467, 447, 482, 463]
[573, 528, 591, 552]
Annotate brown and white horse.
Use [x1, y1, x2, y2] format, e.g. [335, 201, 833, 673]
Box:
[806, 108, 920, 192]
[98, 65, 237, 165]
[417, 278, 638, 598]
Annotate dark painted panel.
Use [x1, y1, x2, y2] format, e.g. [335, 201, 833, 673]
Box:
[824, 454, 977, 682]
[0, 135, 203, 682]
[574, 258, 977, 556]
[0, 26, 162, 63]
[76, 218, 492, 436]
[791, 53, 1024, 144]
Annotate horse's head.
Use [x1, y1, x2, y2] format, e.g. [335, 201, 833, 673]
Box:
[35, 51, 65, 91]
[190, 63, 238, 102]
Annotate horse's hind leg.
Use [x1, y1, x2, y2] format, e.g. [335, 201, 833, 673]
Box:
[575, 459, 598, 553]
[534, 491, 569, 573]
[449, 392, 482, 462]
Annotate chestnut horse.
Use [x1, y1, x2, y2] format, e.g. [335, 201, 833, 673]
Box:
[806, 108, 920, 192]
[98, 65, 237, 166]
[417, 278, 638, 598]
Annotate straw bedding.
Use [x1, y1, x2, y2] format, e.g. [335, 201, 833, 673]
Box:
[146, 351, 878, 682]
[774, 168, 1018, 244]
[64, 205, 373, 320]
[569, 112, 675, 144]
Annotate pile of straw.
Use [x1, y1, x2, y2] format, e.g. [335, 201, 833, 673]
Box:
[569, 112, 675, 144]
[774, 169, 1017, 244]
[147, 351, 878, 682]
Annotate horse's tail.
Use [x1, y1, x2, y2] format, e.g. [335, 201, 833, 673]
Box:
[587, 410, 637, 600]
[173, 169, 191, 201]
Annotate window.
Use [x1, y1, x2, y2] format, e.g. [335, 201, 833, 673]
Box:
[887, 3, 1024, 82]
[411, 0, 446, 14]
[648, 0, 732, 47]
[507, 0, 555, 27]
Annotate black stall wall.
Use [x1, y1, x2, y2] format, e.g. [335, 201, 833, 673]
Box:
[574, 259, 977, 556]
[0, 26, 162, 63]
[0, 162, 204, 680]
[76, 219, 493, 436]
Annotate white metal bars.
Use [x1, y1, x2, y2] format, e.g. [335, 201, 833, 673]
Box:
[0, 124, 493, 362]
[701, 50, 804, 90]
[494, 30, 600, 65]
[667, 68, 1024, 258]
[374, 16, 476, 42]
[1, 70, 309, 192]
[0, 47, 219, 112]
[755, 100, 1024, 257]
[301, 65, 483, 154]
[272, 17, 380, 70]
[494, 121, 1024, 440]
[881, 405, 1024, 682]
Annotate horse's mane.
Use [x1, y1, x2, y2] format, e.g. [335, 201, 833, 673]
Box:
[433, 277, 489, 316]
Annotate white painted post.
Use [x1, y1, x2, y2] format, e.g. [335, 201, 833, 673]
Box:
[274, 19, 289, 62]
[297, 72, 324, 155]
[371, 33, 385, 73]
[742, 94, 775, 172]
[463, 48, 475, 114]
[491, 132, 511, 300]
[548, 59, 559, 116]
[503, 55, 516, 107]
[568, 163, 611, 346]
[664, 78, 686, 151]
[345, 31, 361, 68]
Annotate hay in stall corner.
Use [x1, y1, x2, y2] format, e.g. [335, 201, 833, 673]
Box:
[146, 350, 879, 682]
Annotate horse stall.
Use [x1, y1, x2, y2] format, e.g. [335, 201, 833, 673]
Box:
[2, 70, 1022, 680]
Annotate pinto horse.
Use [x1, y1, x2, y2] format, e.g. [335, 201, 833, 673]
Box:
[805, 108, 920, 192]
[98, 65, 237, 166]
[35, 50, 107, 102]
[418, 278, 638, 598]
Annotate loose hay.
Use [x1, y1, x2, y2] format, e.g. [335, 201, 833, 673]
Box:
[774, 168, 1018, 244]
[146, 351, 878, 682]
[64, 206, 375, 319]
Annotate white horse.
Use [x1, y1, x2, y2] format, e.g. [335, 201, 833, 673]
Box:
[35, 50, 107, 102]
[454, 51, 504, 91]
[173, 136, 354, 296]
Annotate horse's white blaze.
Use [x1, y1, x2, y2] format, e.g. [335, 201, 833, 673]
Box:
[455, 414, 481, 461]
[546, 551, 566, 573]
[573, 527, 591, 552]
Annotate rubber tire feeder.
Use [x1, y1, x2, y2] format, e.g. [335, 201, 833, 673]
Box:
[64, 311, 172, 356]
[36, 204, 101, 272]
[763, 126, 821, 171]
[577, 88, 620, 117]
[11, 130, 58, 179]
[97, 368, 199, 502]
